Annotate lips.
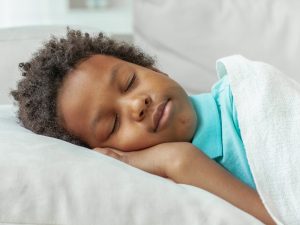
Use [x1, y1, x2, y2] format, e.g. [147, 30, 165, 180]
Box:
[152, 99, 169, 132]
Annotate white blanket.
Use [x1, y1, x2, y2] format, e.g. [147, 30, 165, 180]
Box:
[216, 55, 300, 225]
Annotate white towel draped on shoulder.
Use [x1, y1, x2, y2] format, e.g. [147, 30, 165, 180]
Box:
[216, 55, 300, 225]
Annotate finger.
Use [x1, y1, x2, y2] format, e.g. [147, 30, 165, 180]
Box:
[94, 147, 126, 156]
[95, 146, 167, 178]
[120, 148, 167, 177]
[93, 148, 123, 161]
[94, 148, 158, 175]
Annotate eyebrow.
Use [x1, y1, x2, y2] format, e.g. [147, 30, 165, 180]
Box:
[90, 63, 122, 137]
[109, 63, 122, 85]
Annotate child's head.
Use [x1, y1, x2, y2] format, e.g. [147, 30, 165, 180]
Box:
[11, 29, 197, 151]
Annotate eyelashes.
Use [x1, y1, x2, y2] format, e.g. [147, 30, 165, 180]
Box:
[111, 73, 137, 136]
[111, 114, 119, 135]
[124, 73, 136, 92]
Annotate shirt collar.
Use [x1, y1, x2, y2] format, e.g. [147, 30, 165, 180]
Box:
[189, 94, 223, 159]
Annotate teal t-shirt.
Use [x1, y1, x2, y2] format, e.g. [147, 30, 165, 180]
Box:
[189, 75, 256, 189]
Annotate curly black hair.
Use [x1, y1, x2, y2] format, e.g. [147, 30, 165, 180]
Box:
[11, 28, 155, 148]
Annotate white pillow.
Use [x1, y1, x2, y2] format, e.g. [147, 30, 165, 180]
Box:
[0, 104, 263, 225]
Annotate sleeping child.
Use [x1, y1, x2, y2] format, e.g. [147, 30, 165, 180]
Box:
[11, 29, 276, 225]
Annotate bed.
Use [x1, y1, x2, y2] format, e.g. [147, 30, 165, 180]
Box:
[1, 1, 300, 224]
[0, 26, 262, 225]
[133, 1, 300, 224]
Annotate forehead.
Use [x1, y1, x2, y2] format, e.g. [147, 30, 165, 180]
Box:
[59, 55, 119, 109]
[57, 55, 120, 133]
[60, 54, 128, 104]
[77, 54, 121, 71]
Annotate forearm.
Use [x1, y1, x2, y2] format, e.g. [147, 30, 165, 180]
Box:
[167, 144, 275, 225]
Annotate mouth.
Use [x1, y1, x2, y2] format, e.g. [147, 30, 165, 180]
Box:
[153, 99, 171, 132]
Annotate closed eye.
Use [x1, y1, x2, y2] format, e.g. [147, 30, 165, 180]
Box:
[110, 114, 119, 136]
[124, 73, 136, 92]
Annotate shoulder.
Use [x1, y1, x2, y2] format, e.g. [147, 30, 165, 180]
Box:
[211, 75, 241, 134]
[211, 75, 231, 97]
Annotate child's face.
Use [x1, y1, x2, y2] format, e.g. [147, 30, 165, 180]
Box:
[57, 55, 197, 151]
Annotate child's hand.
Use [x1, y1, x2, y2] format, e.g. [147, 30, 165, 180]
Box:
[93, 142, 196, 179]
[94, 143, 276, 224]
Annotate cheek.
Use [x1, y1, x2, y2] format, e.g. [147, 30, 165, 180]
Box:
[116, 130, 154, 151]
[115, 126, 169, 151]
[174, 108, 197, 141]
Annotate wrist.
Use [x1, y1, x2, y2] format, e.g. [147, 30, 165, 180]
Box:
[163, 142, 198, 179]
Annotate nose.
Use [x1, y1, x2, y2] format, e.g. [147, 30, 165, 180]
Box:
[126, 95, 151, 121]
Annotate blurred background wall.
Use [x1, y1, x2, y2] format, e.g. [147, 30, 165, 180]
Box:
[0, 0, 132, 35]
[1, 0, 299, 96]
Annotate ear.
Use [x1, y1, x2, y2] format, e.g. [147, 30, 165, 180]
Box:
[149, 66, 169, 77]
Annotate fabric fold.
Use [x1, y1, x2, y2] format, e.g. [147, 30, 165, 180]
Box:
[217, 55, 300, 225]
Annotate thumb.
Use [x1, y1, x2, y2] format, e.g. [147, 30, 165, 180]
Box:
[94, 147, 167, 178]
[119, 148, 168, 178]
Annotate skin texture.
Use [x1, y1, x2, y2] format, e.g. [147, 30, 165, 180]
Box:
[94, 143, 276, 225]
[57, 55, 197, 151]
[57, 54, 275, 224]
[11, 29, 157, 147]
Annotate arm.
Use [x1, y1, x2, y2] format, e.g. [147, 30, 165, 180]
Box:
[165, 143, 275, 225]
[94, 142, 275, 225]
